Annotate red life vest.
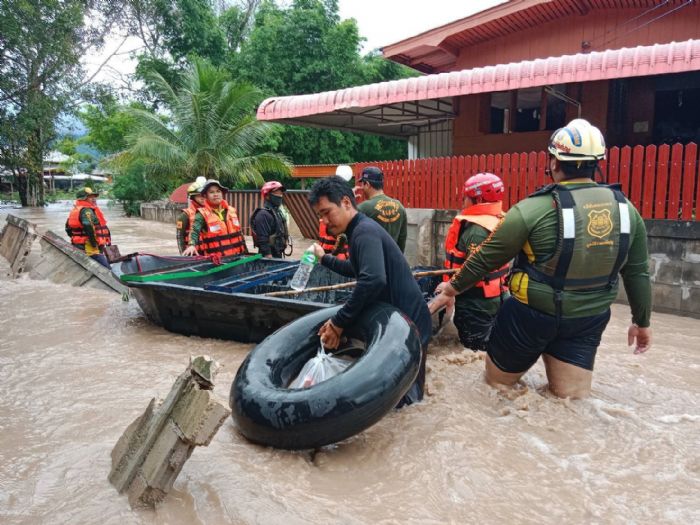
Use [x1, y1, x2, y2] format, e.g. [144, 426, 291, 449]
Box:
[443, 201, 509, 298]
[65, 201, 111, 248]
[196, 201, 247, 257]
[318, 220, 348, 260]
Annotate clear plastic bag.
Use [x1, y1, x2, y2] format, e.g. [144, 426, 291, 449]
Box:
[289, 343, 352, 389]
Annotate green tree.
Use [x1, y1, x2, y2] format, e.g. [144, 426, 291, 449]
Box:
[232, 0, 414, 165]
[114, 58, 291, 188]
[0, 0, 119, 206]
[79, 97, 143, 155]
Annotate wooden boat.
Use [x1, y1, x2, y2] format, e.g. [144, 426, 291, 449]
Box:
[114, 253, 442, 343]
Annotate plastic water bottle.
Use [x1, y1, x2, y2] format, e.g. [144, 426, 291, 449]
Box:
[290, 246, 317, 291]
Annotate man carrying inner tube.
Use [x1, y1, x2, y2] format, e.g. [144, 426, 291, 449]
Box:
[308, 176, 432, 407]
[429, 118, 652, 399]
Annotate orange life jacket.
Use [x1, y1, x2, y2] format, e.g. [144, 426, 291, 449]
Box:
[182, 203, 199, 244]
[318, 220, 348, 260]
[66, 200, 111, 248]
[196, 201, 247, 257]
[443, 201, 509, 298]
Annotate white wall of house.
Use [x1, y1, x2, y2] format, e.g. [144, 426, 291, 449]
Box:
[407, 120, 453, 159]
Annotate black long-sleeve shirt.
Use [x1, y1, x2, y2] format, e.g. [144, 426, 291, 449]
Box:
[321, 213, 431, 345]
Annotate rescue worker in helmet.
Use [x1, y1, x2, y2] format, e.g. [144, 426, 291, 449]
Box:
[65, 186, 112, 268]
[356, 166, 408, 253]
[182, 179, 248, 258]
[429, 118, 652, 398]
[444, 173, 510, 351]
[176, 176, 207, 254]
[318, 165, 353, 260]
[250, 180, 290, 258]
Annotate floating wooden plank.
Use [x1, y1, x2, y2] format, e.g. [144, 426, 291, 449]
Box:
[109, 355, 230, 509]
[0, 214, 37, 278]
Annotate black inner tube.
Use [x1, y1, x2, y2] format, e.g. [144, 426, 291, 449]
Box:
[230, 303, 423, 450]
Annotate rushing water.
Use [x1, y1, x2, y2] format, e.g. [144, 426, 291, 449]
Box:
[0, 202, 698, 524]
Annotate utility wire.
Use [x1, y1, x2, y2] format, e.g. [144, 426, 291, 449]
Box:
[598, 0, 694, 50]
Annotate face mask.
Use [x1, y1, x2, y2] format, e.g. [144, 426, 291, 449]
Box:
[269, 195, 283, 207]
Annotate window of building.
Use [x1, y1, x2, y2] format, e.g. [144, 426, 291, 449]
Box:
[490, 92, 510, 134]
[489, 85, 573, 134]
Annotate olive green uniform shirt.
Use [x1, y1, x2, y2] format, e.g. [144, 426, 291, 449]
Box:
[450, 182, 652, 327]
[176, 211, 191, 253]
[357, 194, 408, 253]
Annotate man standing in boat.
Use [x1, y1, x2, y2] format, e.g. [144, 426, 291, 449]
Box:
[176, 177, 207, 254]
[65, 186, 112, 268]
[429, 118, 652, 398]
[250, 180, 290, 258]
[182, 179, 248, 259]
[308, 176, 432, 407]
[443, 173, 510, 351]
[356, 166, 408, 253]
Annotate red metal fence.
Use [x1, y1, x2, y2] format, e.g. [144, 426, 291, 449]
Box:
[354, 142, 700, 220]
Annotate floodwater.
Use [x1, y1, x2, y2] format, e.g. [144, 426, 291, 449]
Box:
[1, 202, 699, 524]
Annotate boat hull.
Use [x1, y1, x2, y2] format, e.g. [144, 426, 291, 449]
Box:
[116, 254, 440, 343]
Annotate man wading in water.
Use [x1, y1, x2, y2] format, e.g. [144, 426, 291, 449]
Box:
[309, 176, 432, 407]
[430, 118, 652, 398]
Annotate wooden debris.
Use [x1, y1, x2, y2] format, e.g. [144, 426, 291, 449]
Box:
[0, 214, 38, 278]
[109, 355, 230, 509]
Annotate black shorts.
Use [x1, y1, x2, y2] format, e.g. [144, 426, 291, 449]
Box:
[487, 297, 611, 373]
[453, 304, 496, 352]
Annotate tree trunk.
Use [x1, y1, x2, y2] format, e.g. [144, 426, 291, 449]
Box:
[16, 173, 29, 207]
[24, 128, 45, 207]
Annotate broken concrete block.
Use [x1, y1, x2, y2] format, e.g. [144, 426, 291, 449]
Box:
[109, 355, 230, 509]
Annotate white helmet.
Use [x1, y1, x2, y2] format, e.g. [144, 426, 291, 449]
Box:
[187, 176, 207, 197]
[548, 118, 606, 162]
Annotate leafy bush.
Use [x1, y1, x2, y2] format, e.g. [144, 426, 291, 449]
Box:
[111, 162, 168, 216]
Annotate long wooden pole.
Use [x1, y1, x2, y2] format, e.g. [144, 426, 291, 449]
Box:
[264, 268, 457, 297]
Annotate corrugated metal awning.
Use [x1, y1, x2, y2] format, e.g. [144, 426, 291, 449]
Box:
[257, 39, 700, 137]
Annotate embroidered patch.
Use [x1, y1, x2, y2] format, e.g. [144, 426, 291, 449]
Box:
[587, 209, 613, 239]
[374, 199, 400, 223]
[176, 220, 183, 228]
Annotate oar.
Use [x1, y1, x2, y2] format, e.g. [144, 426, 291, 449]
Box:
[263, 268, 457, 297]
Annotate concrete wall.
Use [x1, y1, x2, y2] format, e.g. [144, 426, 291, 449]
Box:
[140, 201, 186, 224]
[405, 210, 700, 320]
[617, 220, 700, 320]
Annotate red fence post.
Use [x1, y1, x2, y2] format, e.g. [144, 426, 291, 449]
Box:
[607, 146, 620, 185]
[682, 142, 697, 221]
[536, 151, 547, 190]
[630, 145, 644, 211]
[655, 144, 670, 219]
[455, 156, 464, 209]
[518, 153, 528, 204]
[501, 154, 511, 210]
[619, 146, 631, 196]
[642, 145, 657, 219]
[668, 143, 684, 220]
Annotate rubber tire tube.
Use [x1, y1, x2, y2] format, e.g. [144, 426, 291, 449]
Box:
[230, 303, 423, 450]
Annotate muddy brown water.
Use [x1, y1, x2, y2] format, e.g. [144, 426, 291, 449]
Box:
[0, 202, 698, 524]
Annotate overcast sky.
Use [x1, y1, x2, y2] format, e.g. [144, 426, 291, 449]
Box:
[84, 1, 507, 86]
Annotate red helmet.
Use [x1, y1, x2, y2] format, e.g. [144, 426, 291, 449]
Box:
[261, 180, 286, 199]
[463, 173, 504, 202]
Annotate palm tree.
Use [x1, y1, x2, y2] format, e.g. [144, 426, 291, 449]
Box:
[114, 59, 290, 186]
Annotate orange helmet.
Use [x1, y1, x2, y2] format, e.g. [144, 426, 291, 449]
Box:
[463, 173, 504, 202]
[261, 180, 285, 199]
